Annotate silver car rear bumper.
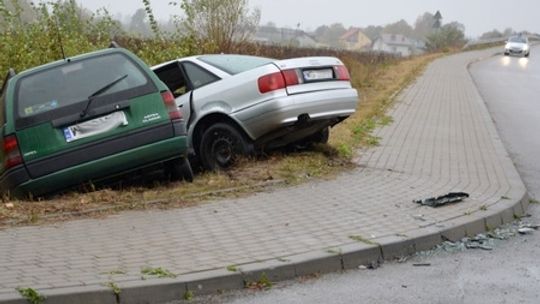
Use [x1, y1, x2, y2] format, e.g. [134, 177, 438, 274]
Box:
[234, 88, 358, 140]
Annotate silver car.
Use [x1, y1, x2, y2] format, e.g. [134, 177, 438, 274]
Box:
[152, 54, 358, 170]
[504, 35, 530, 57]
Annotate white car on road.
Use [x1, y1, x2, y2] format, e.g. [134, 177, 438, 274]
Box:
[504, 35, 530, 57]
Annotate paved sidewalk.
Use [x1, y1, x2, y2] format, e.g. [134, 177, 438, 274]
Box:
[0, 49, 527, 304]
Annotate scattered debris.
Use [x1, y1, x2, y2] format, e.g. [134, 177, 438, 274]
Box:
[520, 223, 539, 229]
[419, 220, 539, 257]
[359, 261, 381, 270]
[414, 192, 469, 207]
[518, 228, 535, 235]
[412, 214, 426, 221]
[397, 256, 409, 263]
[412, 263, 431, 267]
[465, 242, 490, 250]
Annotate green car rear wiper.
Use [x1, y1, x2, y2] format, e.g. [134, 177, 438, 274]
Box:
[80, 74, 128, 118]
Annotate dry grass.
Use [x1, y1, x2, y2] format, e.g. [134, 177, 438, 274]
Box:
[0, 52, 440, 227]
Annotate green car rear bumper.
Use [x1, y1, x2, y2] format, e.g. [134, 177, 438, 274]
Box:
[2, 136, 188, 197]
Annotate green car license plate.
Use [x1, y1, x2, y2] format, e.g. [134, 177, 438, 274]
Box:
[63, 111, 128, 143]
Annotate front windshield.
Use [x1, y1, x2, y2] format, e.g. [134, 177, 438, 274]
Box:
[508, 36, 527, 43]
[16, 53, 148, 118]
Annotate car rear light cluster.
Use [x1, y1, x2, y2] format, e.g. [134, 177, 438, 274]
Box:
[257, 72, 285, 94]
[258, 65, 351, 94]
[161, 91, 182, 120]
[3, 135, 22, 170]
[257, 69, 302, 94]
[334, 65, 351, 81]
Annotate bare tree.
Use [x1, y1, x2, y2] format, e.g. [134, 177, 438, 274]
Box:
[180, 0, 260, 52]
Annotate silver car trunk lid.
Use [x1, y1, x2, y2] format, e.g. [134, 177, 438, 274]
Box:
[272, 57, 353, 95]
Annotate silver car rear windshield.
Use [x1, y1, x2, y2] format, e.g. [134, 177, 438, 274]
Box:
[198, 55, 274, 75]
[16, 53, 148, 118]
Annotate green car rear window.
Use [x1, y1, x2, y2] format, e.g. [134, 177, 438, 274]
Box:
[198, 55, 274, 75]
[17, 53, 148, 118]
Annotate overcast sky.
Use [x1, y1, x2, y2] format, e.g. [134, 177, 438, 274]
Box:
[79, 0, 539, 37]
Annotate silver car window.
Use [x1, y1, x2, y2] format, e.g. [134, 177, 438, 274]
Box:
[183, 62, 219, 89]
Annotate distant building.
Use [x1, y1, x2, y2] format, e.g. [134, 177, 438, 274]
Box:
[372, 34, 426, 56]
[339, 28, 372, 51]
[253, 26, 320, 48]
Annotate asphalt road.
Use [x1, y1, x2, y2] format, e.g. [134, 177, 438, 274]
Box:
[176, 47, 540, 304]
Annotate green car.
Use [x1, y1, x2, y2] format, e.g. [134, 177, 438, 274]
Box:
[0, 45, 193, 198]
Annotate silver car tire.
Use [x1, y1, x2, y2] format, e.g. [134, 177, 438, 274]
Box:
[199, 123, 252, 171]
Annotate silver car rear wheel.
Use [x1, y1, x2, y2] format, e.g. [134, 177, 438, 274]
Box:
[200, 123, 252, 171]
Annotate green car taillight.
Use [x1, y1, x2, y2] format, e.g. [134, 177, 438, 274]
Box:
[3, 135, 23, 170]
[161, 91, 182, 120]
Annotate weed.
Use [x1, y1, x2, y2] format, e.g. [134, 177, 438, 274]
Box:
[349, 235, 378, 245]
[479, 205, 488, 211]
[501, 196, 511, 200]
[106, 282, 121, 296]
[366, 135, 381, 146]
[141, 267, 176, 278]
[226, 265, 238, 272]
[276, 257, 290, 262]
[336, 143, 353, 158]
[184, 290, 194, 301]
[529, 199, 539, 205]
[16, 287, 45, 304]
[245, 273, 273, 290]
[326, 248, 342, 255]
[28, 212, 39, 223]
[378, 115, 394, 126]
[102, 269, 126, 276]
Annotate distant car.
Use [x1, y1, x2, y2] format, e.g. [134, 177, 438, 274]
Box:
[504, 35, 530, 57]
[0, 45, 193, 197]
[152, 54, 358, 170]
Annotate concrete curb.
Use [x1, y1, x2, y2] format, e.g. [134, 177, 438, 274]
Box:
[0, 49, 530, 304]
